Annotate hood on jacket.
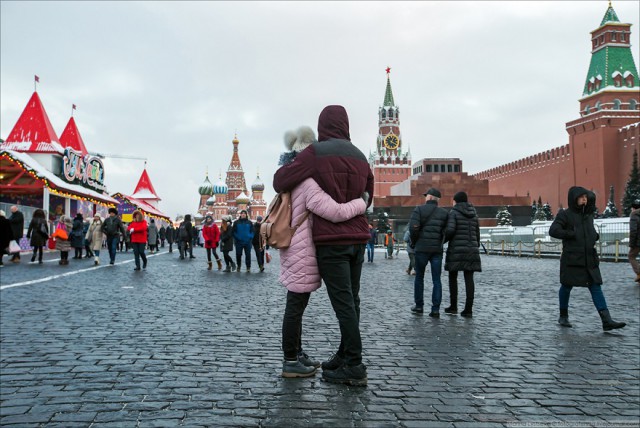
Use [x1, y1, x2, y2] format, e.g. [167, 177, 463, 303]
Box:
[567, 186, 596, 214]
[453, 201, 477, 218]
[317, 105, 350, 142]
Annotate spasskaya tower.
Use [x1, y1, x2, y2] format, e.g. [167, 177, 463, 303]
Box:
[370, 67, 412, 198]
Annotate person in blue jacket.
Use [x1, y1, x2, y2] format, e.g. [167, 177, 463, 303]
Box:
[232, 210, 254, 272]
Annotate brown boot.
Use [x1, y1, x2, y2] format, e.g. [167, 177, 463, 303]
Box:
[216, 259, 222, 270]
[207, 261, 212, 270]
[635, 273, 640, 283]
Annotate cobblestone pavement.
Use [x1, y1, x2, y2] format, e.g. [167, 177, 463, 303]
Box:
[1, 247, 639, 427]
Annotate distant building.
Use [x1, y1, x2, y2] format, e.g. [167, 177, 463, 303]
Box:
[474, 3, 640, 213]
[371, 71, 531, 229]
[195, 135, 266, 224]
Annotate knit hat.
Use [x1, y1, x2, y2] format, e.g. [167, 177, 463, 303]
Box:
[423, 187, 441, 198]
[240, 209, 248, 216]
[108, 207, 118, 215]
[223, 215, 233, 222]
[256, 215, 263, 222]
[453, 191, 468, 203]
[633, 199, 640, 209]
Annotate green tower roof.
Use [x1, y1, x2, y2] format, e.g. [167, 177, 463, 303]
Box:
[600, 4, 620, 26]
[383, 76, 395, 107]
[583, 5, 639, 96]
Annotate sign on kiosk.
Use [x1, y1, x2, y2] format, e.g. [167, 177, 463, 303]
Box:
[62, 148, 106, 192]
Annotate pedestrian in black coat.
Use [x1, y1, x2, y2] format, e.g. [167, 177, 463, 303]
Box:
[220, 216, 236, 272]
[71, 214, 85, 259]
[26, 208, 48, 264]
[0, 209, 14, 266]
[165, 224, 175, 252]
[444, 192, 481, 317]
[409, 187, 449, 317]
[549, 186, 625, 331]
[8, 206, 24, 262]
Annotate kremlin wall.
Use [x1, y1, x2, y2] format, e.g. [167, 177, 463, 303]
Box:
[371, 3, 639, 231]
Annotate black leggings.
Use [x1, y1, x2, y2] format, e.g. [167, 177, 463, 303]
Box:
[60, 251, 69, 260]
[206, 247, 220, 262]
[32, 246, 43, 261]
[74, 247, 83, 258]
[448, 270, 475, 310]
[222, 250, 233, 267]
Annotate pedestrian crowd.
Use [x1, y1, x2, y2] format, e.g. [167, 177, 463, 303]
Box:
[0, 105, 637, 390]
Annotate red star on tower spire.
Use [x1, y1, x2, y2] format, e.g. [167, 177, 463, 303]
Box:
[385, 66, 391, 74]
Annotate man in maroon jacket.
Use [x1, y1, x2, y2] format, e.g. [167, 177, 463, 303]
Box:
[273, 105, 374, 386]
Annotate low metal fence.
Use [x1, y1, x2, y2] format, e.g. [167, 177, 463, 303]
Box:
[481, 220, 631, 262]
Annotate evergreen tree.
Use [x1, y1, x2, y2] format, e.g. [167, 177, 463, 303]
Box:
[542, 202, 553, 220]
[530, 200, 537, 222]
[602, 185, 619, 218]
[496, 206, 512, 226]
[534, 199, 547, 222]
[622, 149, 640, 216]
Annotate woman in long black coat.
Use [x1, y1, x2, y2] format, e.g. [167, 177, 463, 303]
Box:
[71, 214, 85, 259]
[26, 209, 48, 263]
[444, 192, 481, 317]
[549, 186, 625, 331]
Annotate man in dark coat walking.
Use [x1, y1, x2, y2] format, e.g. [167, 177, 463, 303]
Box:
[549, 186, 625, 331]
[409, 188, 449, 317]
[443, 191, 481, 317]
[8, 205, 24, 262]
[273, 105, 373, 387]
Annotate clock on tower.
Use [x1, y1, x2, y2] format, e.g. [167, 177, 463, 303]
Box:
[383, 133, 399, 150]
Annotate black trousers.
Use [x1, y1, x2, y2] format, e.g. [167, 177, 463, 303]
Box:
[282, 291, 311, 360]
[316, 244, 365, 367]
[448, 270, 475, 310]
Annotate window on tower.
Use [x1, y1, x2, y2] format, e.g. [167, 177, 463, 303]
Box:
[382, 109, 386, 119]
[426, 165, 432, 173]
[630, 99, 638, 110]
[621, 32, 626, 42]
[611, 31, 617, 42]
[613, 99, 621, 110]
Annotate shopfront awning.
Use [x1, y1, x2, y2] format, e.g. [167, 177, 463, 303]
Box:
[111, 192, 170, 222]
[0, 149, 118, 206]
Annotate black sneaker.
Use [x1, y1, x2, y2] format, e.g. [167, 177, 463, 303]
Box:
[322, 363, 367, 387]
[460, 310, 472, 318]
[298, 351, 320, 368]
[321, 353, 344, 371]
[411, 306, 424, 314]
[444, 306, 458, 314]
[282, 360, 316, 378]
[429, 311, 440, 318]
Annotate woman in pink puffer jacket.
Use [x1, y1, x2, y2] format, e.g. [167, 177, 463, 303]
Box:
[278, 126, 368, 378]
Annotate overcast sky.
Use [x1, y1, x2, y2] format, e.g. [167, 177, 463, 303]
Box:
[2, 1, 639, 219]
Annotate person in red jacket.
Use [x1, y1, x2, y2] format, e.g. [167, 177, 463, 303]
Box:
[127, 210, 148, 271]
[202, 215, 222, 270]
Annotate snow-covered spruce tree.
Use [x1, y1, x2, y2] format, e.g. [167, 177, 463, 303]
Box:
[530, 200, 537, 222]
[496, 206, 513, 226]
[534, 200, 547, 222]
[542, 202, 553, 220]
[602, 185, 619, 218]
[622, 149, 640, 216]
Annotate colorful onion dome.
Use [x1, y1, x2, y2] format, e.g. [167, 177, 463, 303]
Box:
[213, 177, 228, 195]
[235, 191, 250, 204]
[198, 175, 214, 196]
[251, 174, 265, 192]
